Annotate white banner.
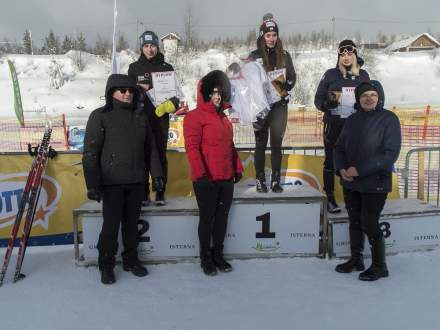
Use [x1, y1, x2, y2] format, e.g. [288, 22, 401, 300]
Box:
[81, 200, 321, 262]
[331, 214, 440, 257]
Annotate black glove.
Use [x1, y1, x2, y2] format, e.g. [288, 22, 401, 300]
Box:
[169, 96, 180, 109]
[87, 188, 102, 202]
[152, 177, 165, 192]
[234, 172, 243, 184]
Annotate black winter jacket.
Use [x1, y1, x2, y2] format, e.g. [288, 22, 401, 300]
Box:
[128, 52, 175, 131]
[128, 52, 174, 88]
[314, 63, 370, 125]
[82, 74, 162, 190]
[334, 81, 401, 193]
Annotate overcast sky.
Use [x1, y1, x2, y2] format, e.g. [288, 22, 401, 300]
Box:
[1, 0, 440, 48]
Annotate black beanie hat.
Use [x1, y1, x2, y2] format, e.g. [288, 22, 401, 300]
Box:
[259, 19, 279, 37]
[355, 82, 378, 104]
[139, 30, 159, 48]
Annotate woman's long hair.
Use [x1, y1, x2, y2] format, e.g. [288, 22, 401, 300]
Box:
[338, 54, 360, 79]
[257, 36, 286, 72]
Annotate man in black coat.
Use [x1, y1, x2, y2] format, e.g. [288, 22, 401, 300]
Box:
[334, 80, 401, 281]
[82, 74, 161, 284]
[128, 30, 178, 206]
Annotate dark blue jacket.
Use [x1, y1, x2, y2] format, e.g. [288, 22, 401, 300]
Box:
[333, 80, 401, 193]
[314, 62, 370, 124]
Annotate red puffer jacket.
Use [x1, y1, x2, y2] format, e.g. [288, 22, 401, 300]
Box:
[184, 84, 243, 182]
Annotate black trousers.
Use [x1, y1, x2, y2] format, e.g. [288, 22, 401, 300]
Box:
[146, 114, 169, 196]
[323, 116, 344, 196]
[343, 188, 388, 242]
[97, 183, 145, 270]
[193, 180, 234, 251]
[254, 101, 288, 176]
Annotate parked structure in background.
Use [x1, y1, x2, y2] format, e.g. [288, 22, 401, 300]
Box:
[161, 33, 181, 58]
[386, 33, 440, 52]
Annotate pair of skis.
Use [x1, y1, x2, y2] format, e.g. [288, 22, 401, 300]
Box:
[0, 127, 57, 286]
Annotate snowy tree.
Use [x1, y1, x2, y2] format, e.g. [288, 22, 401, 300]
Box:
[23, 29, 32, 54]
[48, 59, 64, 89]
[75, 32, 87, 51]
[62, 35, 74, 53]
[245, 29, 256, 47]
[94, 34, 111, 56]
[376, 31, 388, 44]
[43, 29, 60, 55]
[116, 34, 129, 52]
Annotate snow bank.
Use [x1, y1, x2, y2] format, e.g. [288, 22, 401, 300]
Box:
[1, 49, 439, 125]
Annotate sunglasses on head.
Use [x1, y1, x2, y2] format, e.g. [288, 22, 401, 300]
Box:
[117, 88, 134, 94]
[338, 45, 356, 55]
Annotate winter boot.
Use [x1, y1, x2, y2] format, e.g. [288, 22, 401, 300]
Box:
[212, 246, 232, 272]
[100, 267, 116, 285]
[327, 195, 341, 214]
[335, 230, 365, 273]
[323, 169, 341, 213]
[271, 171, 283, 193]
[200, 249, 217, 276]
[359, 237, 389, 281]
[256, 173, 268, 193]
[123, 262, 148, 277]
[155, 191, 166, 206]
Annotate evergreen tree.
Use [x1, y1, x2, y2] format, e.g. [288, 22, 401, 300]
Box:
[116, 34, 129, 52]
[23, 29, 32, 54]
[62, 35, 74, 53]
[76, 32, 87, 51]
[44, 29, 60, 54]
[94, 34, 110, 56]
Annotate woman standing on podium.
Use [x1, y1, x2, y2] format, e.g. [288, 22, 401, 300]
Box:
[248, 14, 296, 194]
[184, 70, 243, 276]
[314, 40, 370, 213]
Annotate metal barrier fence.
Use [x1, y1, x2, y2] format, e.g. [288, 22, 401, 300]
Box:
[402, 147, 440, 206]
[0, 115, 68, 152]
[1, 106, 439, 199]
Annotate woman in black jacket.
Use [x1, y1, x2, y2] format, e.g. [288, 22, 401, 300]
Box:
[334, 80, 401, 281]
[314, 40, 370, 213]
[249, 15, 296, 193]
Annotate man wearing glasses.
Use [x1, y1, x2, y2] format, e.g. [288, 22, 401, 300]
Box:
[314, 40, 370, 214]
[83, 74, 157, 284]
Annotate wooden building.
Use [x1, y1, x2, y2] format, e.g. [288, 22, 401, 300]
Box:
[386, 33, 440, 52]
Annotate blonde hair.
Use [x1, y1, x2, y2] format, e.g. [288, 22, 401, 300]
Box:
[338, 54, 360, 79]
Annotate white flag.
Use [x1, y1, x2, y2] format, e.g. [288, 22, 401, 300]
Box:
[111, 0, 119, 73]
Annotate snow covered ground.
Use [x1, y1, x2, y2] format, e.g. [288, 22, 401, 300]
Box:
[1, 245, 439, 330]
[1, 48, 439, 126]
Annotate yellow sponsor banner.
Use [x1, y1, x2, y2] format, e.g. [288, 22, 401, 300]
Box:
[165, 152, 400, 200]
[168, 119, 185, 148]
[0, 152, 399, 242]
[0, 153, 87, 241]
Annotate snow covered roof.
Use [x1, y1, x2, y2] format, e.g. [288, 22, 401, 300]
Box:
[386, 33, 440, 52]
[161, 32, 181, 41]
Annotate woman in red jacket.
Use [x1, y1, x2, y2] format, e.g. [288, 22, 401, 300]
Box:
[184, 70, 244, 276]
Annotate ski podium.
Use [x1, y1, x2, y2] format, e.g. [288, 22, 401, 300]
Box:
[73, 185, 327, 265]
